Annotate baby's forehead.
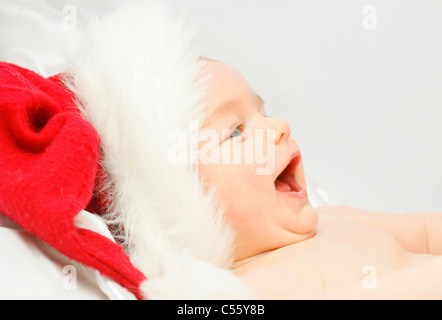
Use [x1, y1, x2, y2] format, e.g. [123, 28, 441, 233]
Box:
[201, 61, 266, 122]
[202, 61, 249, 92]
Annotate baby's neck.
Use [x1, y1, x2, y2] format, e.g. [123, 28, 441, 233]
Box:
[231, 249, 277, 272]
[231, 231, 318, 273]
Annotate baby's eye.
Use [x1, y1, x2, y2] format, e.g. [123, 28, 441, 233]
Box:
[227, 123, 245, 139]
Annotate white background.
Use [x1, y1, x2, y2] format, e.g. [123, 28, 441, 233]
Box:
[1, 0, 441, 213]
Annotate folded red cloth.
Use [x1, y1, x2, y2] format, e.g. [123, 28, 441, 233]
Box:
[0, 62, 146, 299]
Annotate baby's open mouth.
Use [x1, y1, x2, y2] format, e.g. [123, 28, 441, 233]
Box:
[274, 154, 307, 198]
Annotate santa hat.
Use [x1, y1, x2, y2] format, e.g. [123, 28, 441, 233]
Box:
[0, 1, 256, 299]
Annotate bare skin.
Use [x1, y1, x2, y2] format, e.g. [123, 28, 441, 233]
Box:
[234, 206, 442, 299]
[198, 60, 442, 299]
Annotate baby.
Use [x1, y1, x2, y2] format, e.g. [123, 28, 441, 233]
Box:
[197, 59, 442, 299]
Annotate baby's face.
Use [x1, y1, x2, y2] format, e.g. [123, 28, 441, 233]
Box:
[198, 61, 318, 261]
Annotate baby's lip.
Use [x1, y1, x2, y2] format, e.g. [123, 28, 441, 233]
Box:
[274, 151, 307, 198]
[274, 151, 300, 181]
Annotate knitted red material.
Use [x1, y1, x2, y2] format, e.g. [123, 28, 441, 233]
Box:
[0, 62, 146, 299]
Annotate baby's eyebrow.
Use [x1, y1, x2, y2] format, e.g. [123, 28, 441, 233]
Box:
[218, 93, 265, 117]
[214, 98, 242, 118]
[204, 93, 266, 127]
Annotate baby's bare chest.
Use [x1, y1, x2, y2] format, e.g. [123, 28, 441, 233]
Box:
[262, 215, 414, 289]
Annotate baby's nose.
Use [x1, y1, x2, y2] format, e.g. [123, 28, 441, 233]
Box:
[268, 118, 291, 144]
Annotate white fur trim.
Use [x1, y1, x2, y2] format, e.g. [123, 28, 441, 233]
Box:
[139, 253, 257, 300]
[64, 1, 254, 299]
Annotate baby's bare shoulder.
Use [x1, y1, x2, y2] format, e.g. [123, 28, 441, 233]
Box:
[240, 257, 442, 299]
[315, 205, 430, 253]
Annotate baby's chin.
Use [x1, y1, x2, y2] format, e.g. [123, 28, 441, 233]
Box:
[269, 204, 319, 251]
[286, 203, 318, 236]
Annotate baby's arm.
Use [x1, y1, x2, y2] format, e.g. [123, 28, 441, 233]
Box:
[241, 257, 442, 299]
[316, 205, 442, 255]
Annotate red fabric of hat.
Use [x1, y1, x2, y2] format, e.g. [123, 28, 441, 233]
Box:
[0, 61, 146, 299]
